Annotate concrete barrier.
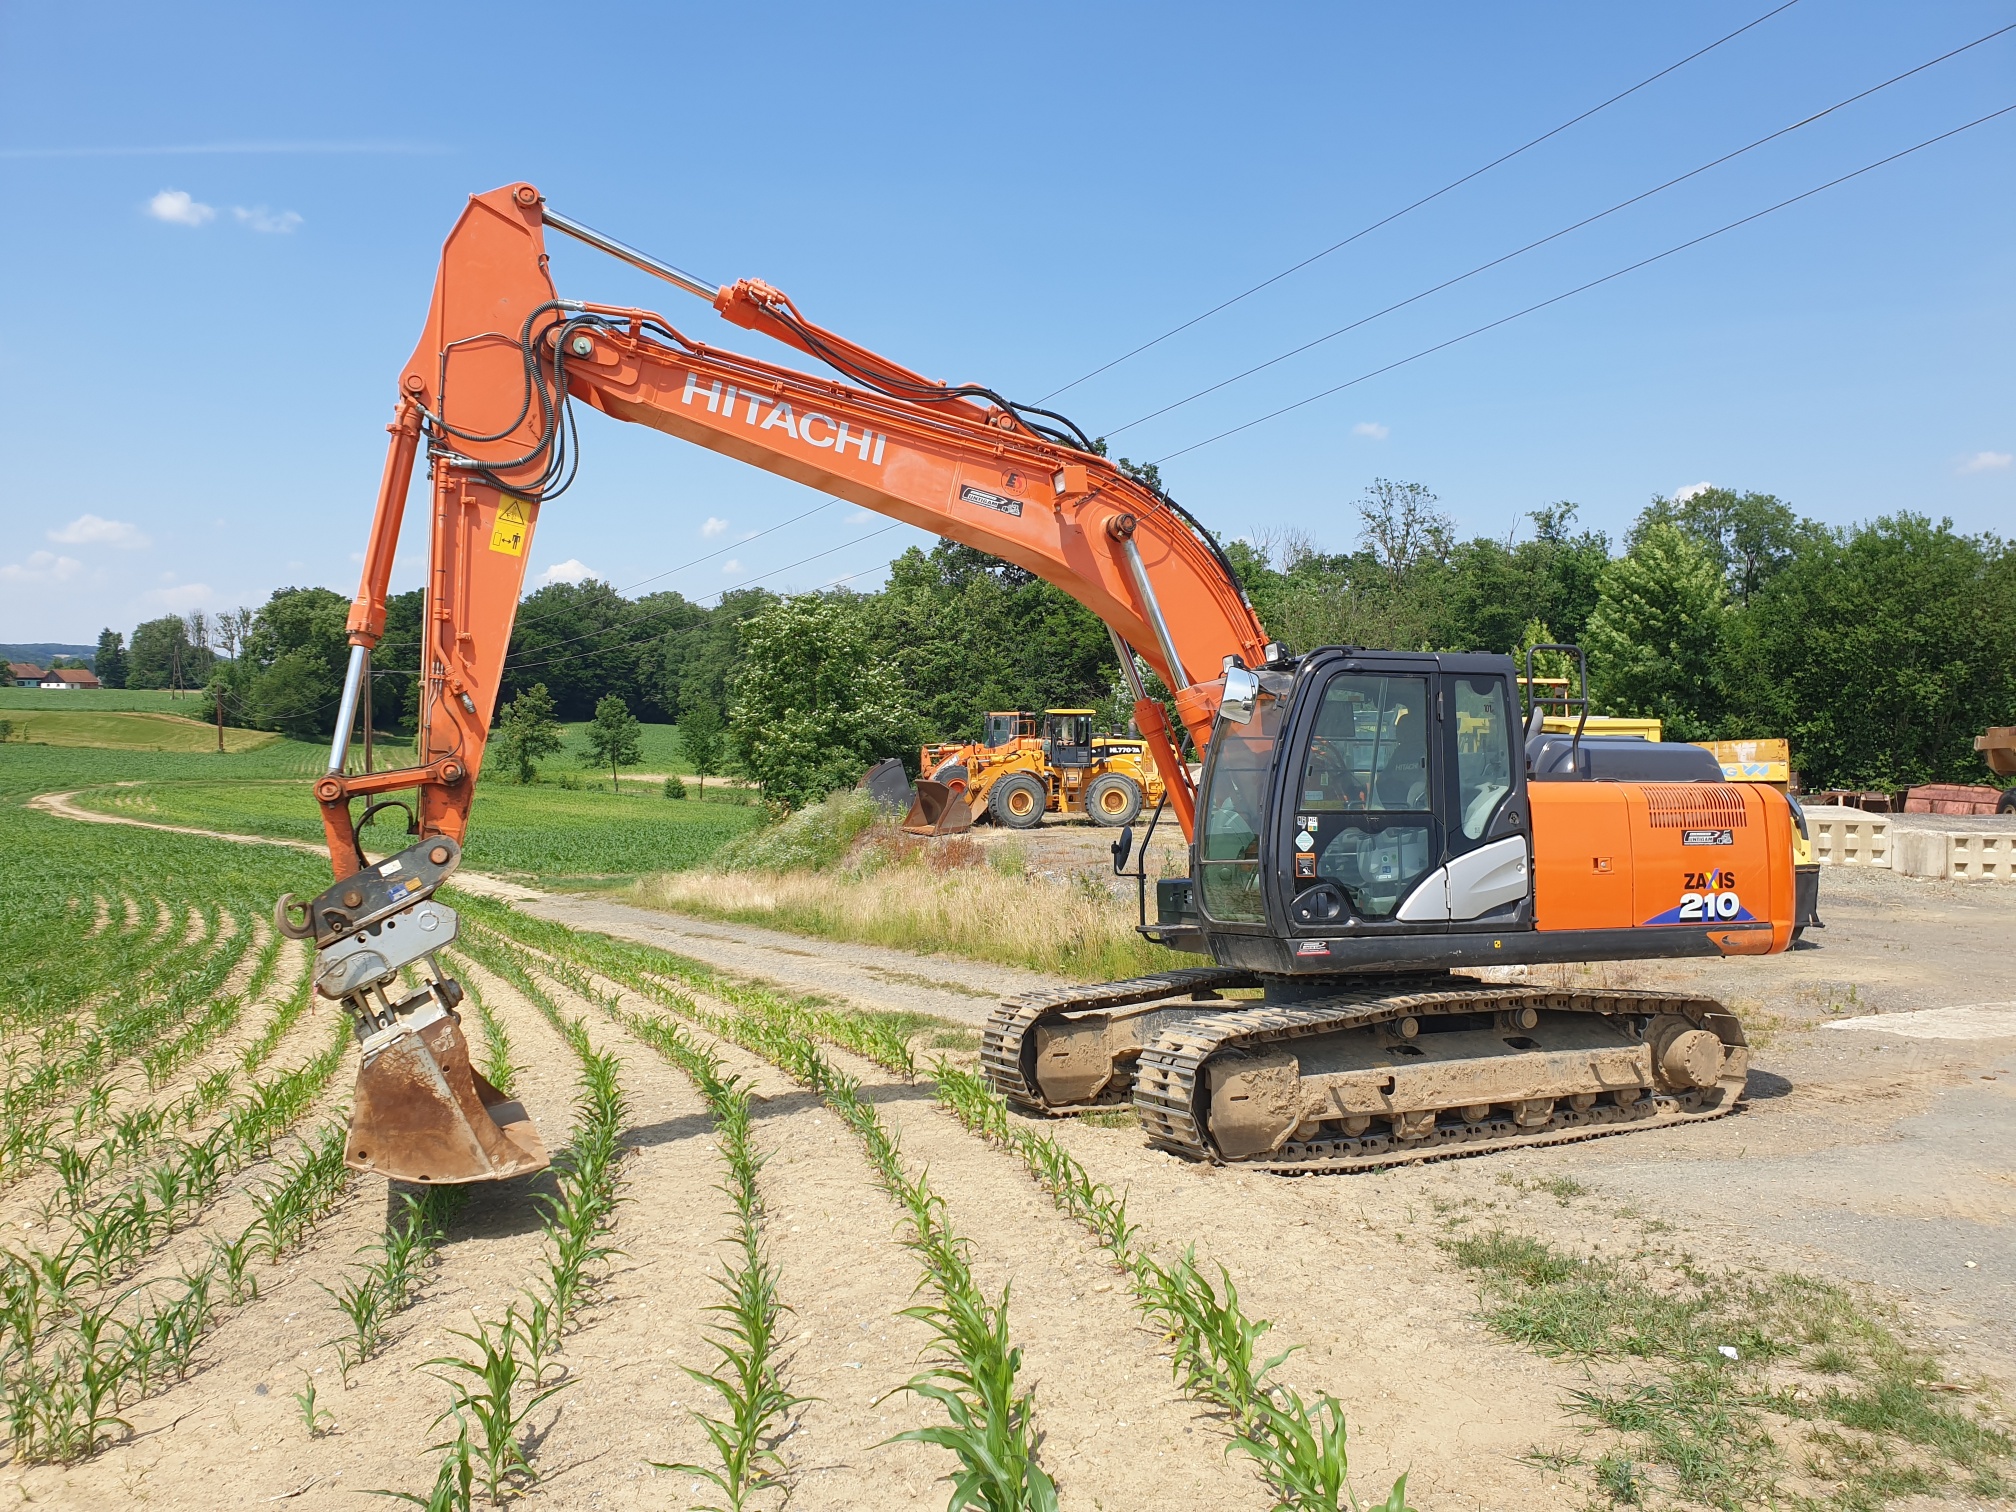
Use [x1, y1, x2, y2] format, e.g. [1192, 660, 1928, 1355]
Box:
[1806, 807, 1891, 868]
[1892, 828, 2016, 881]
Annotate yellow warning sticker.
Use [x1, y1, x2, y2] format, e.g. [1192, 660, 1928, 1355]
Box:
[489, 496, 530, 556]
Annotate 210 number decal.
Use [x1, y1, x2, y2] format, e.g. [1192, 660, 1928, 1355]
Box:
[1677, 890, 1743, 921]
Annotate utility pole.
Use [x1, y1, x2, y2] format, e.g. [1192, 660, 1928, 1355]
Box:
[214, 682, 225, 753]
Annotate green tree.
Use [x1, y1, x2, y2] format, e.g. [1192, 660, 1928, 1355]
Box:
[583, 693, 643, 791]
[127, 615, 193, 690]
[1634, 487, 1806, 606]
[729, 593, 916, 808]
[678, 700, 724, 795]
[492, 683, 565, 784]
[1723, 514, 2016, 788]
[861, 543, 1115, 741]
[1441, 504, 1611, 655]
[94, 629, 128, 689]
[1582, 523, 1729, 739]
[238, 587, 350, 737]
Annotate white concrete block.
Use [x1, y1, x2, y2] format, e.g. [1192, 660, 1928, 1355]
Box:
[1891, 828, 1950, 879]
[1949, 831, 2016, 881]
[1808, 808, 1891, 867]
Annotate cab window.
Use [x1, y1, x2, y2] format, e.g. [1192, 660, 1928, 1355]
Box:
[1452, 677, 1514, 842]
[1197, 689, 1284, 923]
[1292, 675, 1434, 920]
[1298, 675, 1430, 812]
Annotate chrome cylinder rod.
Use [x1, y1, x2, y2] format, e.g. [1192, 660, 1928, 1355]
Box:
[1107, 625, 1149, 703]
[327, 644, 369, 775]
[1119, 536, 1188, 690]
[542, 207, 720, 302]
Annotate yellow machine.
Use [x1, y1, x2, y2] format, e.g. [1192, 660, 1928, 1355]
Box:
[912, 709, 1166, 832]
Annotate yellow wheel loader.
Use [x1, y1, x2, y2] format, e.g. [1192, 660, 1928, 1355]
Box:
[907, 710, 1166, 834]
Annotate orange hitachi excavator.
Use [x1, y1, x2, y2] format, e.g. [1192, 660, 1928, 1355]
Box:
[284, 183, 1802, 1184]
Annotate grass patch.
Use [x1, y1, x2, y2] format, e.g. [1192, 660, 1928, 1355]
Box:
[1443, 1229, 2011, 1510]
[635, 794, 1202, 981]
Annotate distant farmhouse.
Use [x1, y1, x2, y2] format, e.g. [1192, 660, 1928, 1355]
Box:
[9, 663, 99, 690]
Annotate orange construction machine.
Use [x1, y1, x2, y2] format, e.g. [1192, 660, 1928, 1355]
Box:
[289, 184, 1801, 1183]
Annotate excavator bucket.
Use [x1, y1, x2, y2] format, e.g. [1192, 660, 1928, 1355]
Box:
[279, 837, 549, 1186]
[903, 778, 975, 837]
[346, 998, 548, 1183]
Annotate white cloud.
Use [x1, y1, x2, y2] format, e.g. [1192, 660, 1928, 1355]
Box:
[721, 559, 744, 575]
[701, 516, 730, 538]
[535, 558, 597, 586]
[1672, 481, 1716, 503]
[1959, 450, 2012, 475]
[232, 205, 301, 234]
[48, 512, 149, 549]
[844, 507, 879, 525]
[141, 582, 212, 612]
[0, 550, 83, 583]
[147, 188, 214, 226]
[1350, 421, 1390, 440]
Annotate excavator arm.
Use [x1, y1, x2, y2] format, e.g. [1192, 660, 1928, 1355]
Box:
[289, 182, 1275, 1185]
[319, 183, 1272, 879]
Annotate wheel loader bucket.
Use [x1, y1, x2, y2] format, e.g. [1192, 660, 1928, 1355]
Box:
[903, 778, 976, 837]
[346, 999, 548, 1184]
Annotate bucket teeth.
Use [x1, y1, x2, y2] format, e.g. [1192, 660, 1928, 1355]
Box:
[347, 1010, 547, 1184]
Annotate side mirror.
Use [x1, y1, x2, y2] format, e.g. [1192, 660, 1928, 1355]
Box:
[1220, 665, 1260, 725]
[1110, 825, 1135, 875]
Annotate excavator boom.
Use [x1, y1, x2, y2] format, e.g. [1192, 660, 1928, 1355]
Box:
[300, 183, 1273, 1183]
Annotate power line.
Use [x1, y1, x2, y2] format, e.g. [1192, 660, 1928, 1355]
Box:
[1105, 21, 2016, 439]
[1151, 103, 2016, 465]
[1039, 0, 1805, 403]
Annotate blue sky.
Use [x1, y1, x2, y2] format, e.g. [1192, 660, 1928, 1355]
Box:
[2, 0, 2010, 644]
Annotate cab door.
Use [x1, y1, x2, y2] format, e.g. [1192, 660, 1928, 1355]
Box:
[1276, 666, 1442, 923]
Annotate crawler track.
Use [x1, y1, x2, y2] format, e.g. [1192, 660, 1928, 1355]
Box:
[980, 966, 1256, 1111]
[984, 973, 1748, 1171]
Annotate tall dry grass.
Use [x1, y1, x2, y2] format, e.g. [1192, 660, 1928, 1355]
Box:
[631, 793, 1200, 981]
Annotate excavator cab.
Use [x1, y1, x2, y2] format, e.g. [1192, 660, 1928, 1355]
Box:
[277, 837, 548, 1184]
[1175, 651, 1533, 971]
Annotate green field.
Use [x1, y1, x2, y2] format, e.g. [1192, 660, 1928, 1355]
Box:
[0, 687, 216, 714]
[556, 718, 695, 773]
[0, 733, 760, 884]
[1, 708, 280, 753]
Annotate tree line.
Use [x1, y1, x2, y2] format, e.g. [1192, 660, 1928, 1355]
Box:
[89, 478, 2014, 805]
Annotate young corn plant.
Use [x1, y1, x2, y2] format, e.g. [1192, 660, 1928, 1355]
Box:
[930, 1059, 1414, 1512]
[448, 967, 518, 1093]
[326, 1186, 468, 1378]
[424, 1307, 566, 1503]
[634, 1018, 806, 1510]
[240, 943, 315, 1072]
[559, 950, 1055, 1511]
[294, 1373, 336, 1437]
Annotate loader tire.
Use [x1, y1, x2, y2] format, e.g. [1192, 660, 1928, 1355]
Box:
[1086, 773, 1143, 827]
[990, 772, 1048, 830]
